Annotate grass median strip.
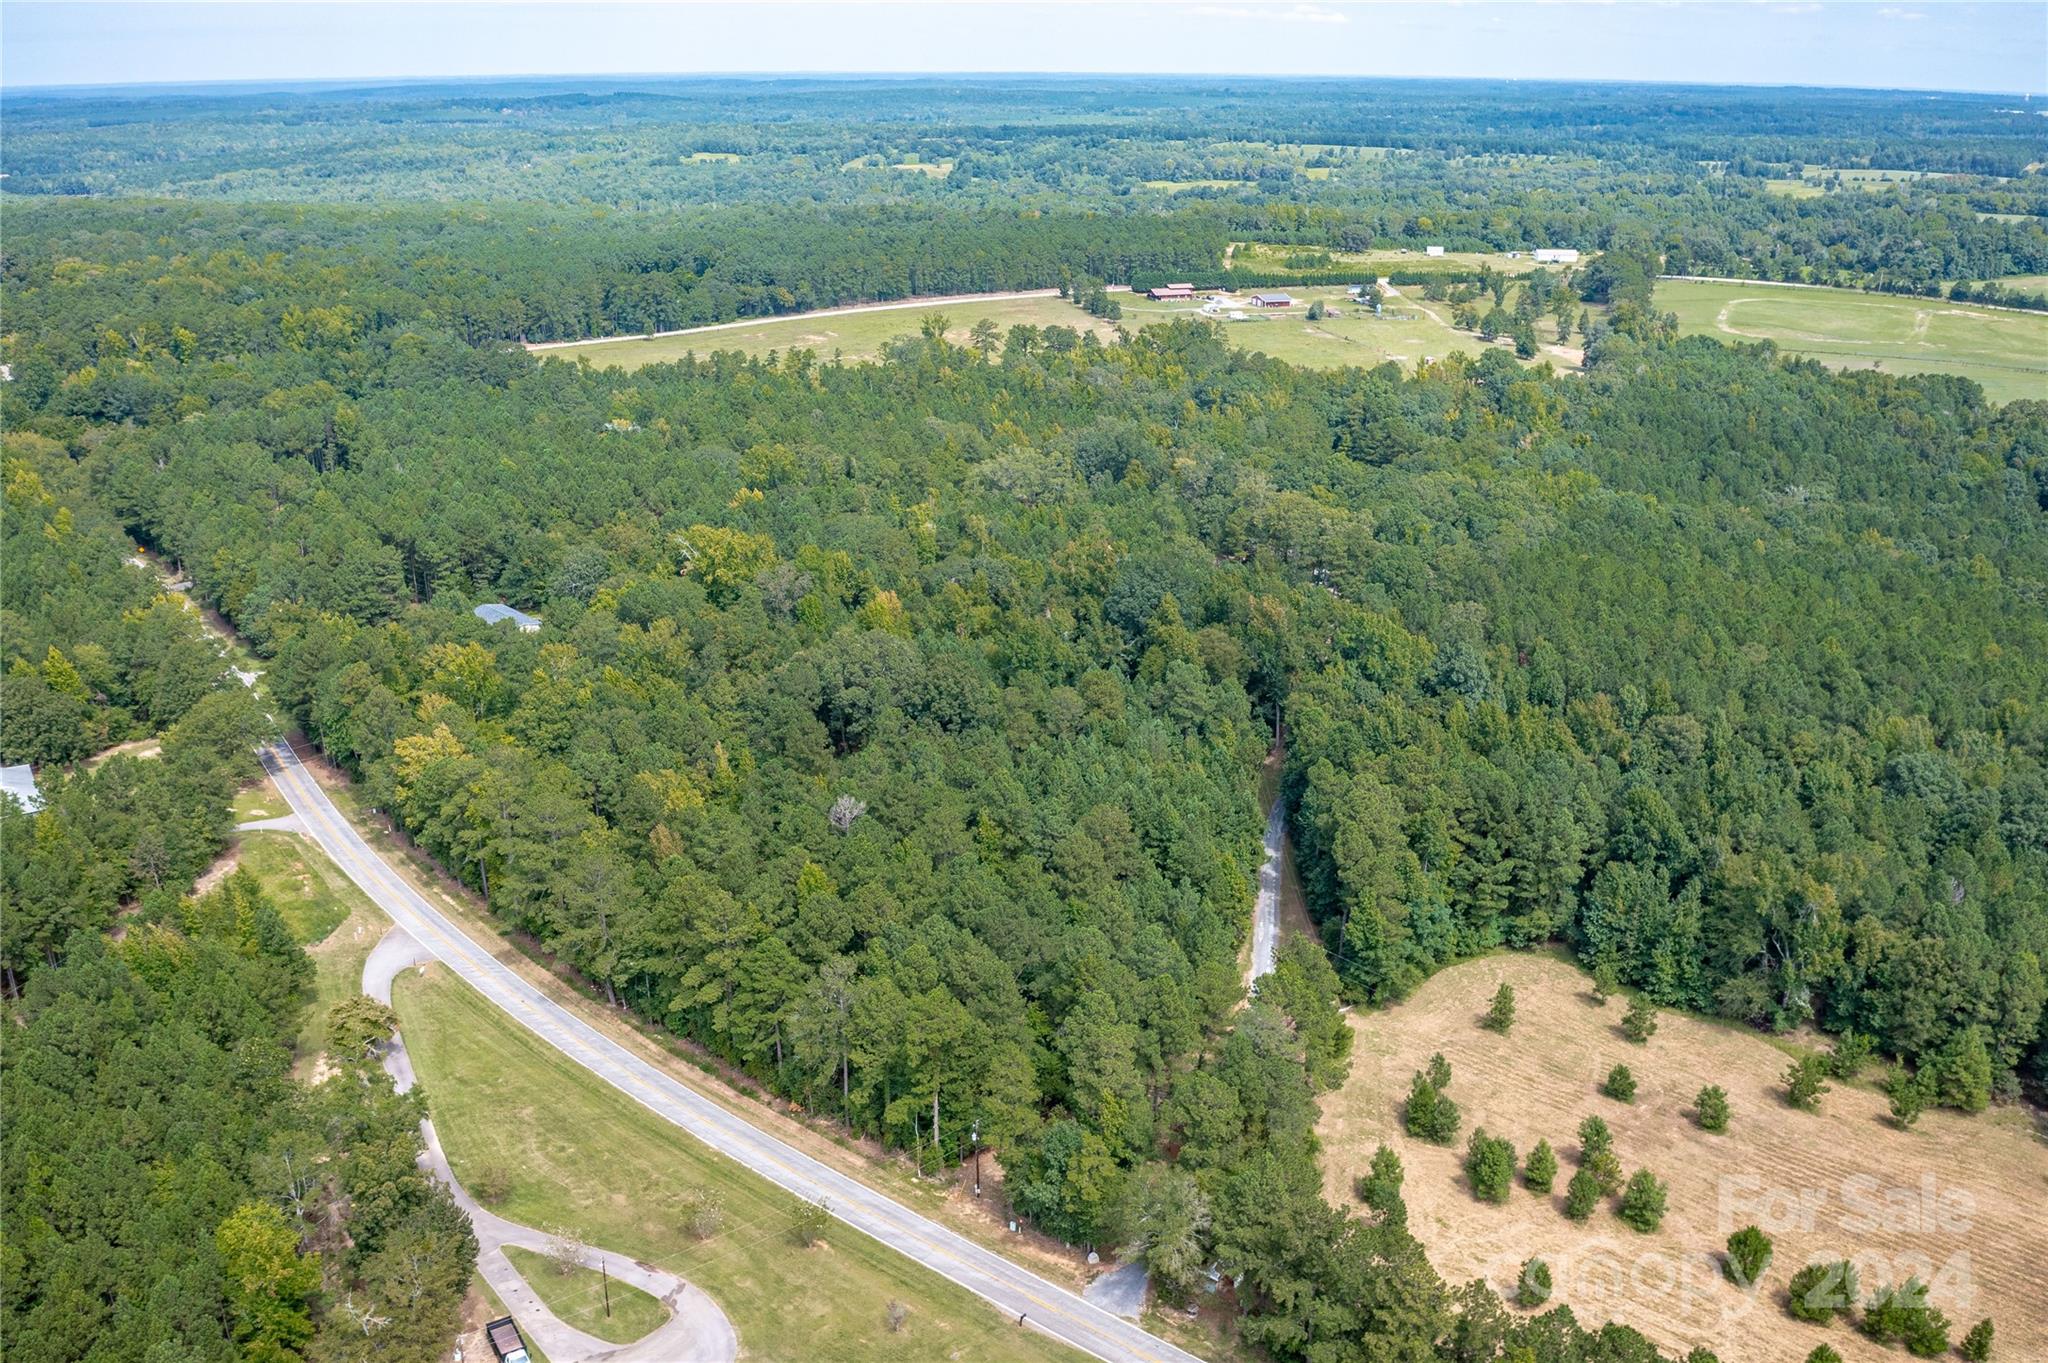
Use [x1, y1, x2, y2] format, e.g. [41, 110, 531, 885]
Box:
[500, 1247, 669, 1344]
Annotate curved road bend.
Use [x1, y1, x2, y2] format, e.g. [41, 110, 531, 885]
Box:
[259, 741, 1203, 1363]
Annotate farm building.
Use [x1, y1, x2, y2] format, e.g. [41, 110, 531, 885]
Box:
[1, 764, 42, 812]
[473, 602, 542, 633]
[1425, 245, 1446, 257]
[1148, 283, 1196, 300]
[1250, 292, 1297, 308]
[484, 1317, 532, 1363]
[1533, 248, 1580, 264]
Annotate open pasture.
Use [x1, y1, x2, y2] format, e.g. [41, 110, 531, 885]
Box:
[1126, 283, 1573, 373]
[1229, 241, 1563, 277]
[545, 293, 1115, 369]
[1659, 280, 2048, 404]
[1316, 954, 2047, 1363]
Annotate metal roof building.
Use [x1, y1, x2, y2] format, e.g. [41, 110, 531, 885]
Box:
[1, 764, 43, 813]
[473, 603, 542, 633]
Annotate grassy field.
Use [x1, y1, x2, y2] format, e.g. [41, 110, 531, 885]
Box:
[1228, 241, 1563, 277]
[394, 967, 1085, 1363]
[1123, 284, 1573, 374]
[238, 829, 360, 946]
[1142, 178, 1253, 192]
[1763, 178, 1825, 199]
[1317, 954, 2047, 1363]
[500, 1247, 670, 1344]
[546, 294, 1116, 370]
[1658, 280, 2048, 404]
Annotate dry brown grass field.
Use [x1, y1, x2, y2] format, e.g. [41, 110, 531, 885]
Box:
[1316, 954, 2048, 1363]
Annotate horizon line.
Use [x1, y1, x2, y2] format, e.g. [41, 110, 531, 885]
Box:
[4, 69, 2041, 101]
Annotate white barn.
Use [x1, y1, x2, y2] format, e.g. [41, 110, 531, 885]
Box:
[1533, 248, 1580, 264]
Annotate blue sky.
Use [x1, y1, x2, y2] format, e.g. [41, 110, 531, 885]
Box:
[4, 2, 2044, 95]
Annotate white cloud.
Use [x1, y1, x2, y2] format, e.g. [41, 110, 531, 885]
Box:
[1876, 6, 1928, 18]
[1188, 3, 1351, 24]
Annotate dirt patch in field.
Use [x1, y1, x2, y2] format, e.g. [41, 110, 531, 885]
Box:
[1316, 954, 2047, 1363]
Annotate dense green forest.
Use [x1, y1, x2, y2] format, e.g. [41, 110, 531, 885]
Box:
[2, 872, 475, 1362]
[4, 76, 2046, 1363]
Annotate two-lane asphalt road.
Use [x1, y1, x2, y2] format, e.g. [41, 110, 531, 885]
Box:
[259, 741, 1202, 1363]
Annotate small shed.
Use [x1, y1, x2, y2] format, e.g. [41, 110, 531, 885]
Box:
[1, 764, 42, 813]
[1250, 292, 1296, 309]
[473, 603, 541, 633]
[484, 1316, 532, 1363]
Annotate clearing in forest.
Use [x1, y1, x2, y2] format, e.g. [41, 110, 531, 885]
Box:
[1316, 953, 2048, 1363]
[1124, 283, 1575, 373]
[1658, 279, 2048, 404]
[546, 293, 1115, 369]
[1227, 242, 1561, 277]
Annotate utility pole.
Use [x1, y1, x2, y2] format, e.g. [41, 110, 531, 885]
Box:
[602, 1258, 611, 1319]
[970, 1119, 981, 1198]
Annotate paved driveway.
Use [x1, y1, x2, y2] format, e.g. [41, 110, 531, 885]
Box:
[367, 929, 735, 1363]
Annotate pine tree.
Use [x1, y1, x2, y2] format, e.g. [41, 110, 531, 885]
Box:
[1622, 996, 1658, 1043]
[1591, 958, 1621, 1005]
[1887, 1066, 1931, 1128]
[1694, 1084, 1729, 1132]
[1517, 1257, 1553, 1307]
[1616, 1168, 1667, 1232]
[1404, 1071, 1461, 1144]
[1602, 1063, 1637, 1103]
[1354, 1143, 1407, 1228]
[1724, 1225, 1772, 1287]
[1523, 1138, 1557, 1194]
[1784, 1053, 1831, 1112]
[1463, 1128, 1516, 1204]
[1564, 1165, 1601, 1221]
[1787, 1260, 1858, 1323]
[1959, 1317, 1994, 1362]
[1484, 981, 1517, 1034]
[1427, 1052, 1452, 1089]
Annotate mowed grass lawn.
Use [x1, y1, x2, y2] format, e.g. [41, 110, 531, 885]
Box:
[543, 294, 1115, 370]
[500, 1247, 669, 1344]
[393, 968, 1085, 1363]
[1660, 280, 2048, 404]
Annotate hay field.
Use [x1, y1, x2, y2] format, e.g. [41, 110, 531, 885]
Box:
[1659, 280, 2048, 404]
[1229, 241, 1562, 277]
[544, 294, 1115, 369]
[1316, 954, 2047, 1363]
